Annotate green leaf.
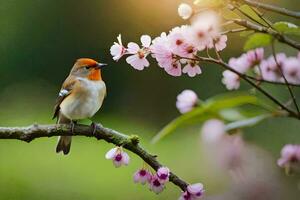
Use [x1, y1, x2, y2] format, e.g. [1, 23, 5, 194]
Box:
[273, 21, 300, 36]
[151, 93, 260, 143]
[239, 5, 268, 26]
[225, 114, 272, 131]
[244, 33, 272, 51]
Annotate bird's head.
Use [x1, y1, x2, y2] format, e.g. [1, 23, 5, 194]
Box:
[70, 58, 107, 81]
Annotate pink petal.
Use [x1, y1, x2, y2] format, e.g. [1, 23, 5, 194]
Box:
[141, 35, 152, 47]
[126, 55, 149, 70]
[127, 42, 140, 54]
[105, 147, 118, 159]
[121, 151, 130, 165]
[113, 160, 123, 168]
[187, 183, 204, 195]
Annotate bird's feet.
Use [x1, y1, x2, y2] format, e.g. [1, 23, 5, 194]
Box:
[70, 120, 77, 134]
[90, 122, 102, 135]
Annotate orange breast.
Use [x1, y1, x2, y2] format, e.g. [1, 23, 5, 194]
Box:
[88, 69, 102, 81]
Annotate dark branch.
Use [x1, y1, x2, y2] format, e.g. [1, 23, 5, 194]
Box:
[233, 19, 300, 50]
[0, 124, 189, 191]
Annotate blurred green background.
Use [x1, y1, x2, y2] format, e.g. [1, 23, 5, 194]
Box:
[0, 0, 300, 199]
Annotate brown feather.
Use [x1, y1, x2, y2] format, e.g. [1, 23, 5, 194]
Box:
[52, 76, 78, 120]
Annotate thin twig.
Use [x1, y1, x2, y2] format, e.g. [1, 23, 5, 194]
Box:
[221, 27, 248, 35]
[179, 55, 300, 119]
[238, 0, 300, 19]
[233, 19, 300, 50]
[0, 124, 189, 191]
[271, 41, 300, 114]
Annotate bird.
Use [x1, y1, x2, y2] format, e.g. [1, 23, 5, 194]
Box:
[53, 58, 107, 155]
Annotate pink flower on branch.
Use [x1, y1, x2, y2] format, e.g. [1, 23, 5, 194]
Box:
[182, 61, 202, 77]
[179, 183, 205, 200]
[133, 168, 152, 185]
[213, 34, 227, 52]
[105, 146, 130, 168]
[222, 70, 240, 90]
[246, 48, 264, 66]
[126, 35, 152, 70]
[156, 167, 170, 183]
[110, 34, 126, 61]
[149, 175, 165, 194]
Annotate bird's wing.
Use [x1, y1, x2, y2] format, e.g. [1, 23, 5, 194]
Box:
[52, 76, 78, 119]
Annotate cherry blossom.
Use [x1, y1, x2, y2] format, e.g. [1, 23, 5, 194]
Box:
[105, 147, 130, 167]
[133, 168, 152, 185]
[179, 183, 205, 200]
[149, 175, 165, 194]
[282, 57, 300, 84]
[110, 34, 126, 61]
[176, 89, 199, 113]
[213, 34, 227, 52]
[277, 144, 300, 168]
[182, 61, 202, 77]
[222, 70, 240, 90]
[156, 167, 170, 183]
[246, 48, 264, 66]
[126, 35, 151, 70]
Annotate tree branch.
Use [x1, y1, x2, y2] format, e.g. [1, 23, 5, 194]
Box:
[233, 19, 300, 50]
[0, 124, 188, 191]
[178, 55, 300, 119]
[238, 0, 300, 19]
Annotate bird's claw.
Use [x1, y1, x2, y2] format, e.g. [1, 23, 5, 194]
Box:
[91, 122, 100, 135]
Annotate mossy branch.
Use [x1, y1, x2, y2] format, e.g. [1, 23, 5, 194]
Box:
[0, 124, 188, 191]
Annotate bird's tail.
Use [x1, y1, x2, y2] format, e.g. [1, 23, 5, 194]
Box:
[56, 114, 72, 155]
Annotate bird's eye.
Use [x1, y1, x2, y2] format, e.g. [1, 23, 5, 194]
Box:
[84, 66, 91, 70]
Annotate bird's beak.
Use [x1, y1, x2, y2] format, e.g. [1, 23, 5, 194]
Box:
[96, 63, 108, 69]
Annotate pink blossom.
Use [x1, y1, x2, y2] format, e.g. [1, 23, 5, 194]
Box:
[228, 54, 251, 73]
[182, 62, 202, 77]
[277, 144, 300, 168]
[179, 183, 205, 200]
[168, 26, 197, 58]
[222, 70, 240, 90]
[187, 183, 205, 198]
[260, 59, 282, 82]
[105, 147, 130, 168]
[246, 48, 264, 66]
[260, 53, 288, 82]
[190, 11, 220, 50]
[126, 35, 151, 70]
[151, 32, 174, 69]
[149, 175, 165, 194]
[157, 167, 170, 183]
[282, 57, 300, 84]
[213, 35, 227, 52]
[133, 169, 152, 185]
[176, 89, 198, 114]
[110, 34, 126, 61]
[165, 61, 182, 77]
[201, 119, 225, 143]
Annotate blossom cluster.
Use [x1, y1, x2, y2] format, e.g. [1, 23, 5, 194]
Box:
[222, 49, 300, 90]
[134, 166, 170, 194]
[105, 146, 205, 198]
[110, 10, 227, 77]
